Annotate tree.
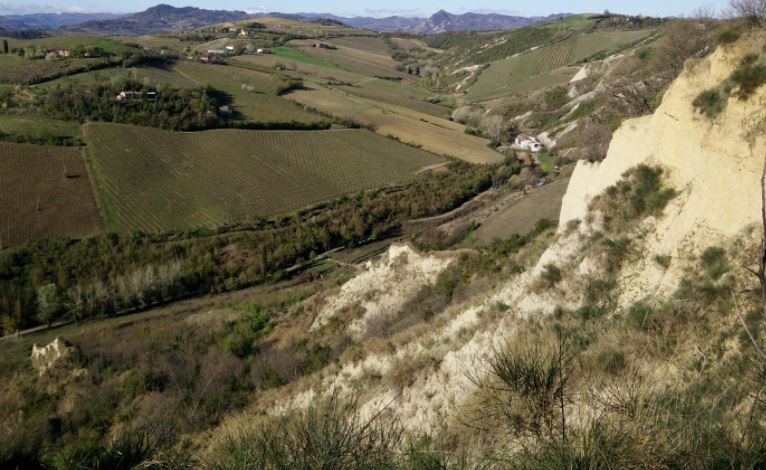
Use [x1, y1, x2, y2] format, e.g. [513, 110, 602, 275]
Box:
[36, 283, 60, 327]
[2, 40, 8, 54]
[728, 0, 766, 27]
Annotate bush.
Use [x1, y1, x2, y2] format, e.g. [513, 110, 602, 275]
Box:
[595, 349, 627, 375]
[693, 88, 726, 118]
[730, 59, 766, 99]
[204, 392, 401, 469]
[700, 246, 729, 281]
[716, 26, 743, 44]
[541, 264, 563, 287]
[654, 254, 672, 268]
[626, 301, 658, 331]
[595, 165, 677, 233]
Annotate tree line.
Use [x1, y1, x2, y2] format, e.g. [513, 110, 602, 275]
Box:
[0, 162, 498, 333]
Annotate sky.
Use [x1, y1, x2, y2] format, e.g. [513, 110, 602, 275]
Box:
[0, 0, 729, 18]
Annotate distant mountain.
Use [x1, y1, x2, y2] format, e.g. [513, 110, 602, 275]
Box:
[64, 4, 249, 35]
[0, 13, 122, 31]
[261, 10, 573, 33]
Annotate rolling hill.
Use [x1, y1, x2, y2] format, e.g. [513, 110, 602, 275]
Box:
[63, 4, 249, 35]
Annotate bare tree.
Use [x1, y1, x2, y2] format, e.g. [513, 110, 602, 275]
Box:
[728, 0, 766, 27]
[692, 4, 720, 20]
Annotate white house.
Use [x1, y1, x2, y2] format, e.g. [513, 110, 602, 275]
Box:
[513, 134, 545, 153]
[116, 91, 142, 101]
[207, 49, 226, 55]
[225, 46, 235, 52]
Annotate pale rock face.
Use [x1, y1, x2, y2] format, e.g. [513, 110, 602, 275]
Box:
[30, 337, 74, 376]
[212, 36, 766, 441]
[559, 34, 766, 306]
[311, 244, 455, 340]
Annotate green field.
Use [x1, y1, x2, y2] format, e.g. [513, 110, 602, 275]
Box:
[466, 29, 656, 101]
[1, 35, 121, 50]
[0, 114, 80, 140]
[40, 64, 198, 89]
[290, 38, 405, 79]
[0, 57, 104, 85]
[83, 123, 444, 232]
[174, 62, 325, 124]
[271, 46, 340, 69]
[336, 79, 450, 117]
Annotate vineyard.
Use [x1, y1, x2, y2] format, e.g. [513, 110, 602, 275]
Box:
[83, 123, 444, 232]
[174, 62, 325, 124]
[0, 142, 103, 247]
[0, 57, 106, 85]
[466, 29, 657, 101]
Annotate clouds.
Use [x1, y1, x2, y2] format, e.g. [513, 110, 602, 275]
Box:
[245, 4, 267, 14]
[362, 8, 423, 17]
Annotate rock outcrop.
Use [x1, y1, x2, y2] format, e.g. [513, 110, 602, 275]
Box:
[30, 337, 75, 376]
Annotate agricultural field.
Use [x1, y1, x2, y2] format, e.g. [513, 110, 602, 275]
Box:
[335, 79, 451, 117]
[0, 142, 103, 247]
[0, 57, 105, 85]
[244, 17, 371, 37]
[174, 62, 325, 124]
[472, 177, 569, 244]
[271, 46, 339, 69]
[0, 35, 127, 51]
[232, 54, 360, 82]
[290, 38, 406, 79]
[0, 114, 80, 141]
[83, 123, 444, 232]
[39, 64, 198, 89]
[287, 85, 503, 163]
[466, 29, 656, 101]
[131, 35, 191, 52]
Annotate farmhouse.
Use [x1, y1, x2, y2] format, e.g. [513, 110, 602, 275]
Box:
[44, 51, 58, 60]
[513, 134, 544, 153]
[225, 46, 235, 52]
[207, 49, 226, 55]
[58, 49, 71, 57]
[256, 48, 270, 54]
[239, 29, 249, 37]
[116, 91, 142, 101]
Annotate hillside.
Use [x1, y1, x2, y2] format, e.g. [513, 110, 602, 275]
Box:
[4, 12, 766, 469]
[64, 4, 249, 35]
[277, 10, 573, 33]
[0, 13, 122, 30]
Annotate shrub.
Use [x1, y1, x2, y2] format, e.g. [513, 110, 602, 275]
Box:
[716, 26, 743, 44]
[635, 47, 652, 60]
[595, 349, 627, 375]
[700, 246, 729, 280]
[595, 165, 677, 233]
[693, 88, 726, 118]
[541, 264, 563, 287]
[730, 59, 766, 99]
[626, 301, 658, 331]
[544, 86, 569, 109]
[654, 254, 672, 268]
[204, 392, 401, 469]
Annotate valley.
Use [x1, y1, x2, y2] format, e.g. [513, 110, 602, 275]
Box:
[2, 3, 766, 468]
